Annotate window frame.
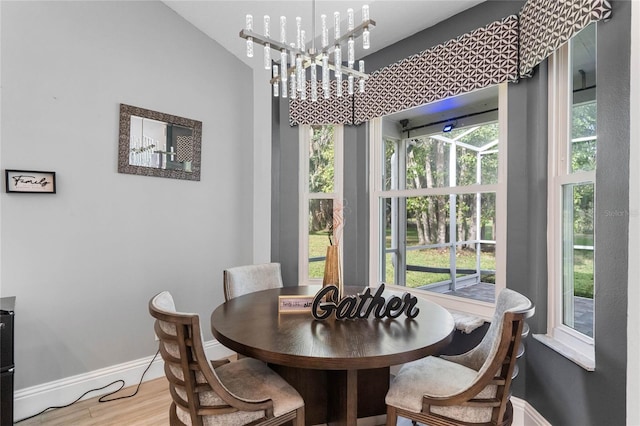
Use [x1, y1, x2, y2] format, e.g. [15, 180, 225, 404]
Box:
[535, 39, 596, 371]
[368, 83, 509, 319]
[298, 124, 344, 286]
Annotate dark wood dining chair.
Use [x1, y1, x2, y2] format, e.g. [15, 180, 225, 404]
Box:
[223, 262, 283, 301]
[149, 291, 305, 426]
[385, 288, 534, 426]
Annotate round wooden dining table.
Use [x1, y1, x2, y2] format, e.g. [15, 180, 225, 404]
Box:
[211, 285, 454, 426]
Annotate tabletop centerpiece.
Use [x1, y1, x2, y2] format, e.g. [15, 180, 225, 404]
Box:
[322, 202, 344, 300]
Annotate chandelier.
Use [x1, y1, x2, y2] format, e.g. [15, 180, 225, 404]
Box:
[240, 2, 375, 101]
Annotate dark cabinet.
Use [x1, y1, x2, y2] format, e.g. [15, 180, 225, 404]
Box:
[0, 297, 15, 426]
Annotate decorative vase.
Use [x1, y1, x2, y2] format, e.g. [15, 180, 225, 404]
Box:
[323, 245, 343, 301]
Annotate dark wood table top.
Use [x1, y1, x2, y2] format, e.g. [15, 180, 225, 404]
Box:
[211, 285, 455, 370]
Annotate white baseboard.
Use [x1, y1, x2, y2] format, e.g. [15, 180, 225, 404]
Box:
[14, 344, 551, 426]
[512, 396, 552, 426]
[13, 340, 235, 422]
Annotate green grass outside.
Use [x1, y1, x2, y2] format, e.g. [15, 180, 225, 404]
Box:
[308, 230, 594, 299]
[571, 247, 594, 299]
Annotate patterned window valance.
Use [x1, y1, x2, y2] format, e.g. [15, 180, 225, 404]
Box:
[354, 15, 518, 125]
[289, 80, 353, 126]
[288, 0, 612, 126]
[519, 0, 612, 77]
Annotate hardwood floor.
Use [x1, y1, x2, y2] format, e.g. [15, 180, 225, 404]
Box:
[16, 377, 171, 426]
[16, 375, 416, 425]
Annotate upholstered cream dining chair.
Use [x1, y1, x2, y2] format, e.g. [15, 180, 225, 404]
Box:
[385, 288, 534, 426]
[223, 262, 283, 301]
[149, 291, 305, 426]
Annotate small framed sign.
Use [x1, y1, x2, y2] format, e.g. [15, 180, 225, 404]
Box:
[278, 295, 315, 313]
[5, 170, 56, 194]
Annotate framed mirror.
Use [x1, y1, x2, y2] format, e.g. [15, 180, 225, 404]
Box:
[118, 104, 202, 181]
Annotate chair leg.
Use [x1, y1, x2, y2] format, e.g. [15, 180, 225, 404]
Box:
[293, 406, 305, 426]
[386, 405, 398, 426]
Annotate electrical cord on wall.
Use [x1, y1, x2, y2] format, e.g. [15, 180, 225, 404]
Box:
[14, 348, 160, 424]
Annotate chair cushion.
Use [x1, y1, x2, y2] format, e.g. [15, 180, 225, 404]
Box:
[386, 356, 497, 423]
[215, 357, 303, 417]
[175, 358, 303, 425]
[224, 263, 283, 300]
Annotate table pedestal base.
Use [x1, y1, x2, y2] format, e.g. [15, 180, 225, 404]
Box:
[269, 365, 390, 426]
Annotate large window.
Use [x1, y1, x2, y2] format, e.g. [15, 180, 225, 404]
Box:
[299, 124, 343, 285]
[370, 85, 507, 317]
[541, 23, 596, 369]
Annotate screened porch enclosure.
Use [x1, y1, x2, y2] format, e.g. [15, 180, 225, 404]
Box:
[379, 123, 499, 303]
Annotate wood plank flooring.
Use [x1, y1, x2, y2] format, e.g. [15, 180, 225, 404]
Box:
[16, 377, 170, 426]
[16, 375, 415, 425]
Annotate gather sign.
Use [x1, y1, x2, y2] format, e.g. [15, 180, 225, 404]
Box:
[311, 283, 420, 320]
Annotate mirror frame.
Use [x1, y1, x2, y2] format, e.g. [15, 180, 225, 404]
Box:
[118, 103, 202, 181]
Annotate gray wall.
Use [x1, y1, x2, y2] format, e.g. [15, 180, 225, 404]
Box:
[1, 1, 254, 389]
[273, 1, 629, 424]
[521, 2, 630, 424]
[272, 105, 370, 287]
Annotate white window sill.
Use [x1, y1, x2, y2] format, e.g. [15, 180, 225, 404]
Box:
[533, 333, 595, 371]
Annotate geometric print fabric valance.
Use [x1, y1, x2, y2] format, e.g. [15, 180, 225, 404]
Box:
[288, 0, 613, 126]
[519, 0, 612, 77]
[354, 15, 519, 125]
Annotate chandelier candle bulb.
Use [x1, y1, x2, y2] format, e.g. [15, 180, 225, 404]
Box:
[348, 75, 354, 95]
[347, 8, 355, 31]
[334, 11, 341, 39]
[289, 44, 296, 76]
[336, 73, 343, 97]
[321, 14, 328, 47]
[263, 15, 270, 37]
[296, 17, 302, 48]
[296, 55, 303, 91]
[280, 49, 288, 78]
[272, 65, 279, 97]
[348, 36, 355, 67]
[245, 14, 253, 57]
[363, 26, 370, 49]
[362, 5, 369, 22]
[280, 50, 288, 99]
[334, 45, 342, 74]
[311, 63, 318, 102]
[290, 71, 297, 99]
[246, 39, 254, 58]
[322, 55, 330, 98]
[300, 72, 307, 100]
[280, 16, 287, 43]
[263, 15, 271, 68]
[264, 45, 271, 69]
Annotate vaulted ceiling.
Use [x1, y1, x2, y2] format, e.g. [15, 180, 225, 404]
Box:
[163, 1, 486, 69]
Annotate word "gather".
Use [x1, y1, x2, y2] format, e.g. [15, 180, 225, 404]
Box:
[311, 283, 420, 320]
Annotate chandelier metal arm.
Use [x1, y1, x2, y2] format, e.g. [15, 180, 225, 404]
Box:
[325, 19, 376, 52]
[268, 59, 369, 85]
[239, 29, 306, 57]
